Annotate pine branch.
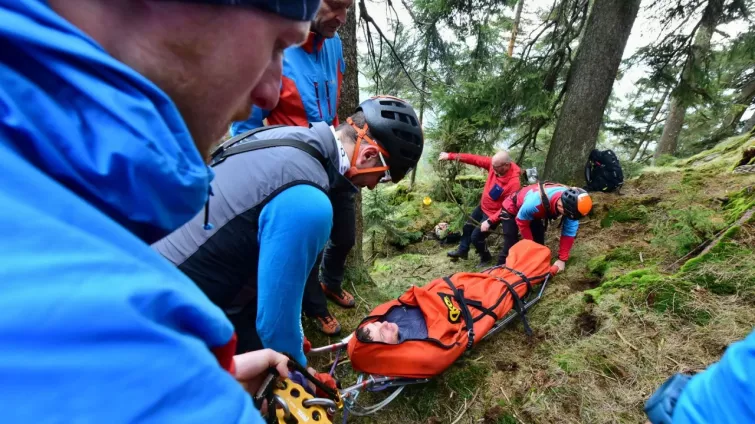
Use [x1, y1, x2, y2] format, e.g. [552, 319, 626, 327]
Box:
[358, 0, 429, 96]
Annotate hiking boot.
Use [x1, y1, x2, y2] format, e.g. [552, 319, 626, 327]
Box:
[447, 249, 468, 261]
[314, 313, 342, 336]
[321, 283, 356, 308]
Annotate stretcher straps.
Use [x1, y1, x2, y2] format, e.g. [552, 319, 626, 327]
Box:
[442, 277, 475, 350]
[492, 277, 533, 336]
[502, 266, 534, 295]
[464, 298, 499, 323]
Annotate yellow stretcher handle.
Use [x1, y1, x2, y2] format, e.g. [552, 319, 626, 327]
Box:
[272, 378, 333, 423]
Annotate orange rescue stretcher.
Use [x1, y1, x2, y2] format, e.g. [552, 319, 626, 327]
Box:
[308, 239, 557, 418]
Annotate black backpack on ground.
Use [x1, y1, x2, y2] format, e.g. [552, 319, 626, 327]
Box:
[584, 149, 624, 193]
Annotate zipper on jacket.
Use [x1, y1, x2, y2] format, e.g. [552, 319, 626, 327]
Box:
[325, 81, 333, 118]
[313, 82, 324, 119]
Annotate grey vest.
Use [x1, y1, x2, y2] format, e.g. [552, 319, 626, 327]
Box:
[152, 123, 350, 316]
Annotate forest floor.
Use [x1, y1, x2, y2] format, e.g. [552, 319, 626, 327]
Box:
[306, 134, 755, 424]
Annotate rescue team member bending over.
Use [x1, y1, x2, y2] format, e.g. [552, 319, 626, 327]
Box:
[0, 0, 316, 422]
[499, 183, 592, 271]
[645, 329, 755, 423]
[153, 96, 424, 367]
[231, 0, 356, 336]
[439, 151, 522, 267]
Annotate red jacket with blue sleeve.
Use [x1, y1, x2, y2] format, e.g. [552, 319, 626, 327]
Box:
[231, 32, 344, 135]
[502, 184, 578, 261]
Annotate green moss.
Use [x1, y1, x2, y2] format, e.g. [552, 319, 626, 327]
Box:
[601, 205, 648, 228]
[605, 246, 638, 264]
[587, 255, 609, 278]
[589, 269, 665, 294]
[455, 174, 487, 185]
[599, 197, 659, 228]
[679, 134, 755, 169]
[723, 186, 755, 224]
[655, 154, 677, 167]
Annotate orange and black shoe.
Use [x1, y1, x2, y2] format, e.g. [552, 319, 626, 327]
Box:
[321, 283, 356, 309]
[314, 313, 342, 336]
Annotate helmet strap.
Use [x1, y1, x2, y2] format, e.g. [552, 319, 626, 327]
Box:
[345, 117, 391, 178]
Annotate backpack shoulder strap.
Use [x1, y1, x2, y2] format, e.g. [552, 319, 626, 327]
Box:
[537, 180, 556, 219]
[211, 125, 287, 158]
[209, 126, 328, 169]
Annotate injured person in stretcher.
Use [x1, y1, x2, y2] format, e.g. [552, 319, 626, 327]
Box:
[345, 239, 553, 378]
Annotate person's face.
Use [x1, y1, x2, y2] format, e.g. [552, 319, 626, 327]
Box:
[556, 198, 564, 215]
[349, 144, 386, 190]
[363, 321, 400, 344]
[311, 0, 352, 38]
[143, 5, 310, 159]
[492, 160, 511, 177]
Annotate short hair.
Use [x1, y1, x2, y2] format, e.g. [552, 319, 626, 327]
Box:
[355, 326, 373, 342]
[336, 111, 374, 146]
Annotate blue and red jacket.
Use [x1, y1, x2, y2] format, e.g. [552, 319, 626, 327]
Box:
[503, 184, 578, 261]
[231, 32, 344, 135]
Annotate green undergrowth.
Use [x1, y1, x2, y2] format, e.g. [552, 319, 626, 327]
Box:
[599, 196, 658, 228]
[308, 135, 755, 424]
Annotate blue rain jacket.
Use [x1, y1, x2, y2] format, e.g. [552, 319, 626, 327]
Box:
[0, 0, 261, 422]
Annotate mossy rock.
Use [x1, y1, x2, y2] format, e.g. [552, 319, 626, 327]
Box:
[679, 134, 755, 170]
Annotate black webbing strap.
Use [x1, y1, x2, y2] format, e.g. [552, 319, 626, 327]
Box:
[209, 125, 328, 169]
[502, 266, 534, 296]
[442, 276, 476, 350]
[464, 299, 499, 323]
[492, 276, 533, 336]
[211, 138, 328, 169]
[538, 180, 555, 233]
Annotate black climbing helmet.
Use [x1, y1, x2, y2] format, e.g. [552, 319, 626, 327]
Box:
[560, 187, 593, 220]
[356, 96, 424, 183]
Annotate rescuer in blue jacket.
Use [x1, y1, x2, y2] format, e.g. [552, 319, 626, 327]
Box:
[0, 0, 317, 422]
[645, 329, 755, 423]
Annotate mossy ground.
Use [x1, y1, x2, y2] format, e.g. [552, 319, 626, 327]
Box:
[306, 136, 755, 423]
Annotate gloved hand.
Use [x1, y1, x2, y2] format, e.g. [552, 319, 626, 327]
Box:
[303, 337, 312, 355]
[313, 372, 338, 398]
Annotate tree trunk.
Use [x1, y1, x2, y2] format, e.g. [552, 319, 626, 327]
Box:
[338, 5, 372, 285]
[654, 0, 722, 162]
[507, 0, 525, 57]
[543, 0, 641, 184]
[631, 87, 670, 161]
[409, 38, 431, 191]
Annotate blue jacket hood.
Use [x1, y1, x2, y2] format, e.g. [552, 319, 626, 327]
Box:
[0, 0, 211, 242]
